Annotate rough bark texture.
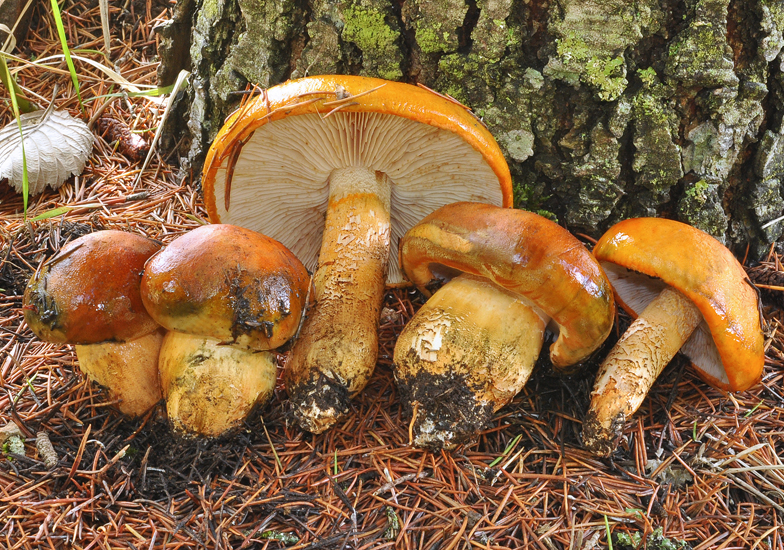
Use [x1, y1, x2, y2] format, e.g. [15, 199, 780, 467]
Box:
[157, 0, 784, 256]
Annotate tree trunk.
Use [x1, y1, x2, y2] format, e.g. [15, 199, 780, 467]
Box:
[157, 0, 784, 257]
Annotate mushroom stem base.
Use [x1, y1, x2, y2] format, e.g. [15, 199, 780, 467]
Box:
[583, 286, 703, 456]
[159, 331, 277, 438]
[393, 274, 547, 450]
[285, 166, 392, 433]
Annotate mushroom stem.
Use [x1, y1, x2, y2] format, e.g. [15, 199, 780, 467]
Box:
[285, 166, 392, 433]
[583, 286, 703, 456]
[159, 331, 278, 437]
[394, 274, 547, 449]
[74, 329, 165, 417]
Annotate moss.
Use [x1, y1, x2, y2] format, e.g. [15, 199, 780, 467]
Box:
[416, 24, 450, 54]
[664, 0, 738, 88]
[584, 56, 627, 101]
[677, 180, 727, 241]
[342, 2, 403, 80]
[410, 0, 466, 55]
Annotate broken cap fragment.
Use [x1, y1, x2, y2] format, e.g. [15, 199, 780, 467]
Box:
[583, 217, 765, 456]
[394, 202, 615, 449]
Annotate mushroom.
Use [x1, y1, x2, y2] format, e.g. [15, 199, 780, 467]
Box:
[23, 230, 164, 417]
[140, 224, 311, 437]
[201, 75, 512, 433]
[394, 202, 616, 449]
[582, 218, 765, 456]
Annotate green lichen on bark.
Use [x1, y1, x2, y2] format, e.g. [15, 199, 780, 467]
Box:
[665, 0, 738, 88]
[341, 0, 403, 80]
[677, 180, 728, 241]
[169, 0, 784, 256]
[473, 0, 517, 61]
[292, 0, 344, 77]
[544, 0, 662, 101]
[758, 0, 784, 62]
[566, 122, 623, 226]
[630, 73, 683, 201]
[408, 0, 466, 55]
[751, 130, 784, 241]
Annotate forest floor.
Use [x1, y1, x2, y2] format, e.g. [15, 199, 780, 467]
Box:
[1, 0, 784, 549]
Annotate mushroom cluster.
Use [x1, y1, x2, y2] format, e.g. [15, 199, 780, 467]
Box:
[21, 76, 766, 456]
[24, 224, 311, 438]
[201, 75, 513, 434]
[140, 224, 311, 437]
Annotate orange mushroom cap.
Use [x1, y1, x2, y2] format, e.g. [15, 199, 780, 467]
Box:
[201, 75, 513, 285]
[141, 224, 311, 351]
[399, 202, 616, 369]
[24, 230, 161, 345]
[593, 218, 764, 391]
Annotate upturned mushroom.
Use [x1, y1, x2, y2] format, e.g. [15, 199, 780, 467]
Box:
[23, 230, 164, 417]
[394, 202, 615, 449]
[140, 224, 311, 437]
[583, 218, 765, 456]
[201, 75, 512, 433]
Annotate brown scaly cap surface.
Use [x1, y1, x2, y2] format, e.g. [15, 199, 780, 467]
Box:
[399, 202, 615, 370]
[593, 217, 764, 391]
[24, 230, 161, 345]
[141, 224, 310, 351]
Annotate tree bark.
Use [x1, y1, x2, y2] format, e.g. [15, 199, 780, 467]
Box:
[157, 0, 784, 256]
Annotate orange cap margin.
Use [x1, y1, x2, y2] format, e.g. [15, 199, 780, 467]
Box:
[202, 75, 513, 223]
[593, 218, 764, 391]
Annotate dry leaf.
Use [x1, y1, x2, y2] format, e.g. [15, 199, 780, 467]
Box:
[0, 109, 94, 195]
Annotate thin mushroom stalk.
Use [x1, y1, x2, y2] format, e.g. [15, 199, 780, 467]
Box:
[582, 286, 702, 456]
[284, 167, 391, 433]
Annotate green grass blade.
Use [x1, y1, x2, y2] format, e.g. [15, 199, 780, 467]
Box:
[1, 56, 29, 217]
[30, 206, 74, 221]
[0, 56, 36, 113]
[49, 0, 83, 108]
[489, 434, 522, 468]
